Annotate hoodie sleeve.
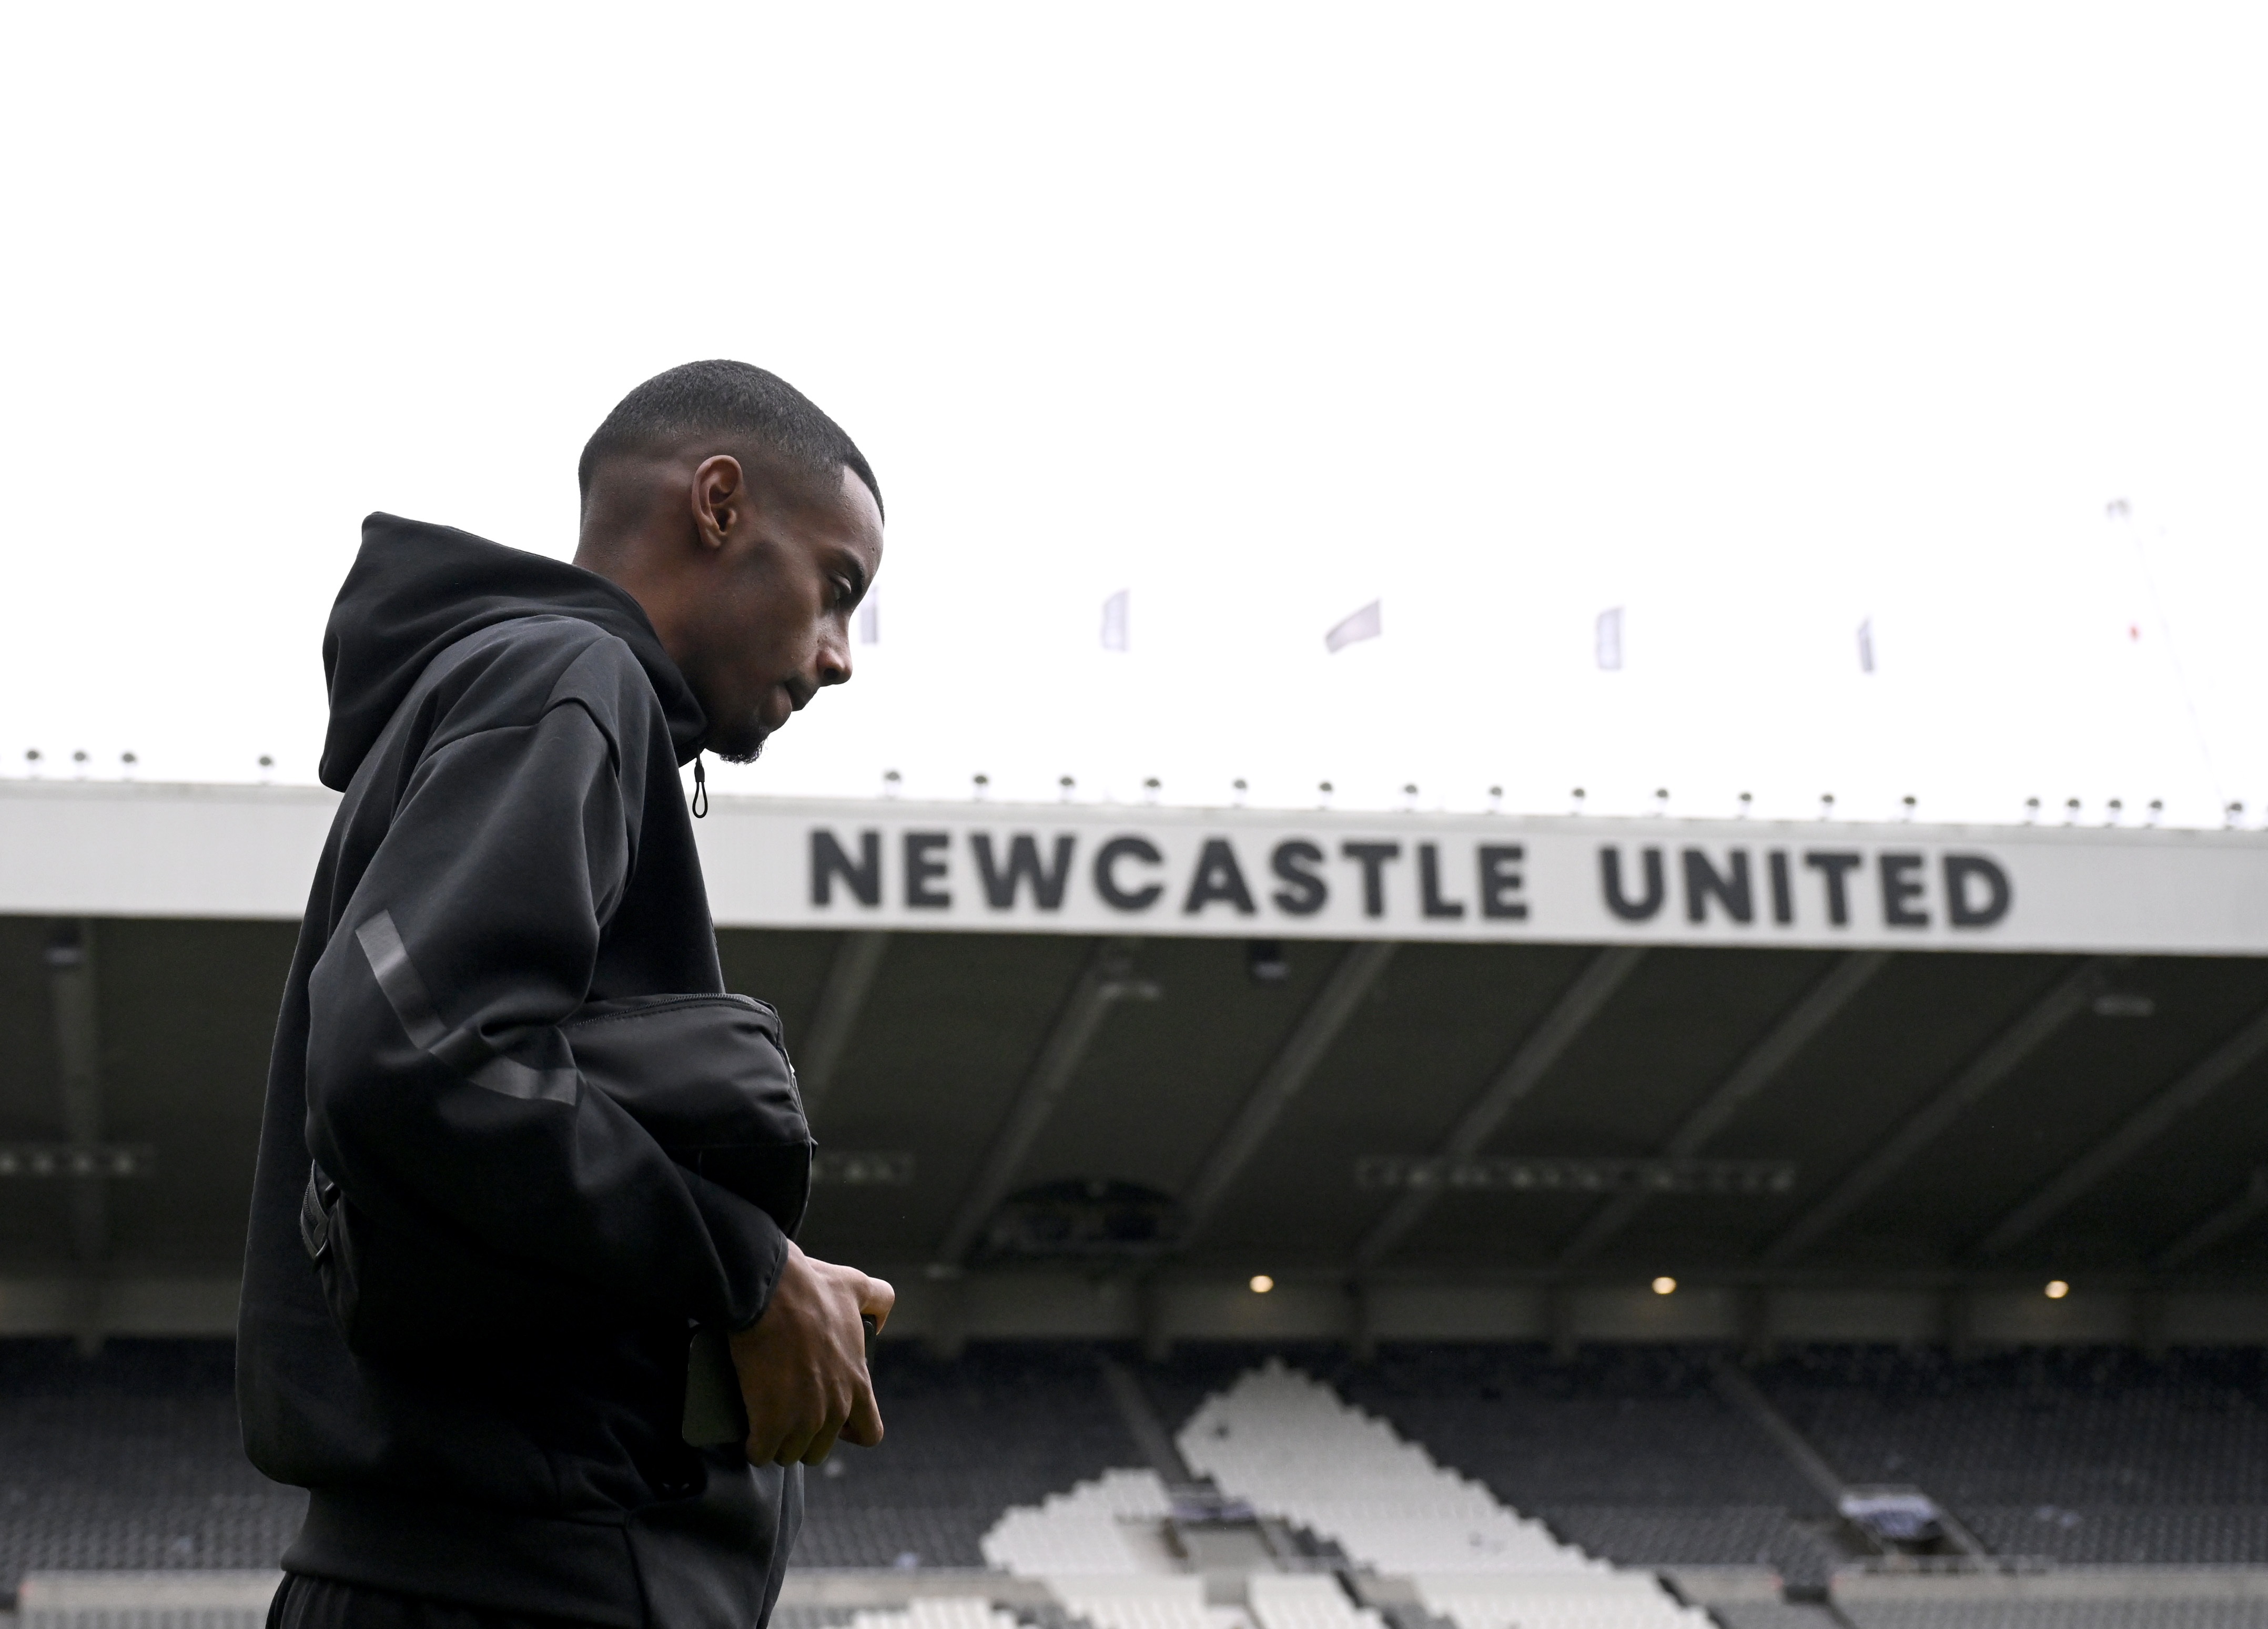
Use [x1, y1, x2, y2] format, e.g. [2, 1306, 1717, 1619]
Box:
[301, 654, 786, 1332]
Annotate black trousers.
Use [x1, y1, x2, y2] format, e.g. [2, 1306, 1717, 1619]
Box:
[269, 1574, 613, 1629]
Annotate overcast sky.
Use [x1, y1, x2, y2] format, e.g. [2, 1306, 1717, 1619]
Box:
[3, 4, 2265, 828]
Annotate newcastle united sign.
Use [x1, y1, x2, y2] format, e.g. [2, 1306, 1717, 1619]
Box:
[1, 782, 2262, 954]
[688, 798, 2268, 955]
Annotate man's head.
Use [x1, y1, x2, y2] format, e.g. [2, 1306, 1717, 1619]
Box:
[574, 361, 884, 763]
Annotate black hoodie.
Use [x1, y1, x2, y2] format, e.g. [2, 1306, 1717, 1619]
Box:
[239, 514, 813, 1629]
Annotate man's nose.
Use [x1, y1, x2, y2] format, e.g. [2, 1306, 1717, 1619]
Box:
[816, 627, 853, 688]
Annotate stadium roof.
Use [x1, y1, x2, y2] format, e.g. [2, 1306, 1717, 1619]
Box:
[2, 781, 2266, 1350]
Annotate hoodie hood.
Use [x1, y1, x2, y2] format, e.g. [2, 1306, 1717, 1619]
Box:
[320, 513, 707, 790]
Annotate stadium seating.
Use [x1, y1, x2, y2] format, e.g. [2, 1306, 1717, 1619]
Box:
[1752, 1347, 2268, 1506]
[0, 1341, 303, 1594]
[1246, 1572, 1387, 1629]
[1698, 1606, 1839, 1629]
[975, 1357, 1706, 1629]
[1328, 1346, 1844, 1589]
[13, 1335, 2268, 1629]
[1835, 1606, 2268, 1628]
[1174, 1361, 1601, 1575]
[981, 1471, 1176, 1576]
[799, 1343, 1148, 1569]
[846, 1599, 1027, 1629]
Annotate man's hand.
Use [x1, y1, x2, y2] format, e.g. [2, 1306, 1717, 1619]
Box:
[727, 1241, 894, 1465]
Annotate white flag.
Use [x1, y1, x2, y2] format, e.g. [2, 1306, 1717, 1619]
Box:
[1101, 589, 1129, 651]
[1325, 599, 1382, 653]
[1857, 617, 1875, 674]
[1595, 607, 1623, 670]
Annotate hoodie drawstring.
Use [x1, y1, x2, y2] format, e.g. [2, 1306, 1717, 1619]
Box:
[691, 756, 708, 819]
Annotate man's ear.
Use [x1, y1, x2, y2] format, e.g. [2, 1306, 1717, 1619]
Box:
[690, 455, 746, 552]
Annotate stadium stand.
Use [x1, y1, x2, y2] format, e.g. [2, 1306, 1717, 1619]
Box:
[15, 1336, 2268, 1629]
[1694, 1607, 1837, 1629]
[797, 1343, 1149, 1569]
[1753, 1346, 2268, 1565]
[975, 1357, 1708, 1629]
[1832, 1604, 2268, 1628]
[0, 1341, 302, 1594]
[1140, 1345, 1844, 1588]
[1332, 1347, 1846, 1590]
[1172, 1361, 1602, 1575]
[982, 1472, 1177, 1576]
[845, 1601, 1025, 1629]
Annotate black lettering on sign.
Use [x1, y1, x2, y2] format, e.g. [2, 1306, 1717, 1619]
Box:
[1879, 852, 1930, 928]
[1601, 847, 1666, 921]
[971, 833, 1076, 910]
[1479, 845, 1527, 920]
[1341, 842, 1402, 919]
[1804, 851, 1862, 927]
[1094, 835, 1165, 912]
[1184, 839, 1258, 915]
[811, 829, 880, 907]
[1270, 840, 1328, 917]
[904, 832, 951, 909]
[1683, 848, 1753, 924]
[1945, 853, 2012, 928]
[1419, 843, 1466, 920]
[1767, 850, 1794, 925]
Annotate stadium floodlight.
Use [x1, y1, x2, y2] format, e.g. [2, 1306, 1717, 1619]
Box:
[1248, 1275, 1274, 1295]
[0, 1143, 154, 1178]
[2091, 991, 2156, 1019]
[1651, 1276, 1676, 1296]
[2045, 1279, 2071, 1299]
[809, 1152, 916, 1187]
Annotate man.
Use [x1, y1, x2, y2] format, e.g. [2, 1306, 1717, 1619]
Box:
[239, 361, 895, 1629]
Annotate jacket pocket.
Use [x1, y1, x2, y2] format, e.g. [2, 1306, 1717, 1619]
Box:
[301, 1160, 594, 1363]
[563, 993, 815, 1238]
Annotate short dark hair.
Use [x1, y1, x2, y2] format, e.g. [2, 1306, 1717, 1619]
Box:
[578, 360, 883, 521]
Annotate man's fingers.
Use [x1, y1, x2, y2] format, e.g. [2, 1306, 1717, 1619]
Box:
[859, 1275, 896, 1335]
[842, 1378, 885, 1448]
[799, 1417, 847, 1465]
[771, 1418, 821, 1467]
